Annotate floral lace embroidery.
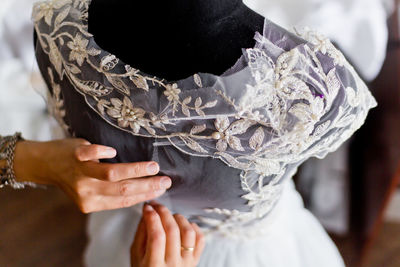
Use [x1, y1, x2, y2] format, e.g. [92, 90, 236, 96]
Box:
[33, 0, 377, 238]
[46, 67, 70, 134]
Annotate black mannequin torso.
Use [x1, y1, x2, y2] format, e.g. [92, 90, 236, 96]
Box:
[88, 0, 265, 81]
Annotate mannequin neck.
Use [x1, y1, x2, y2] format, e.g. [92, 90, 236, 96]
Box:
[88, 0, 264, 80]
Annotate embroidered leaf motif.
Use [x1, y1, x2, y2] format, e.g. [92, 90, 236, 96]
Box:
[130, 76, 149, 91]
[195, 97, 202, 108]
[276, 49, 299, 77]
[48, 38, 63, 78]
[203, 100, 218, 108]
[336, 114, 356, 128]
[312, 97, 324, 115]
[110, 98, 122, 109]
[143, 125, 156, 135]
[70, 74, 112, 97]
[97, 99, 110, 115]
[216, 152, 250, 170]
[228, 136, 245, 151]
[226, 119, 256, 136]
[195, 108, 205, 117]
[87, 47, 101, 56]
[249, 127, 265, 150]
[54, 5, 71, 27]
[254, 159, 281, 176]
[313, 120, 331, 137]
[194, 74, 203, 87]
[216, 139, 228, 152]
[183, 96, 192, 105]
[68, 64, 81, 74]
[152, 121, 167, 131]
[326, 68, 340, 99]
[182, 105, 190, 117]
[190, 124, 207, 135]
[106, 75, 130, 95]
[180, 137, 207, 153]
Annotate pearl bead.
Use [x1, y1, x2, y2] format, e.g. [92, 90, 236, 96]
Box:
[212, 132, 222, 140]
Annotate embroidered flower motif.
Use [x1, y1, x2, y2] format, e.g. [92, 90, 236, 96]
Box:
[67, 34, 89, 66]
[33, 0, 72, 26]
[213, 117, 256, 152]
[164, 83, 181, 102]
[107, 97, 146, 133]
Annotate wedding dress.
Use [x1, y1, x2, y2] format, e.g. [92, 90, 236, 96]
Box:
[33, 1, 377, 266]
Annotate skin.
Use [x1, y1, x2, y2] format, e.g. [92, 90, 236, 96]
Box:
[131, 202, 205, 267]
[11, 138, 173, 213]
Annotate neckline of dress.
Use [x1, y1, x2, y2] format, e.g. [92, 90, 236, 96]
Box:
[81, 0, 269, 85]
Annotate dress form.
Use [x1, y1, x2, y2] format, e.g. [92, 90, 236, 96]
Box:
[88, 0, 265, 81]
[32, 1, 377, 266]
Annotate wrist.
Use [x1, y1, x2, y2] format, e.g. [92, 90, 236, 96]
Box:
[14, 140, 51, 185]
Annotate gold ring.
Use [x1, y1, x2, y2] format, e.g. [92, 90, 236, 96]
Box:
[181, 246, 195, 252]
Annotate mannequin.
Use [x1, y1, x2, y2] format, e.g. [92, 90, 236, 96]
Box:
[88, 0, 265, 81]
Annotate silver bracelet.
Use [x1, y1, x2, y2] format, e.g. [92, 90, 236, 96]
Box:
[0, 133, 38, 189]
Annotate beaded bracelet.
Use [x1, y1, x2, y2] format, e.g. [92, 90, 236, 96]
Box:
[0, 133, 38, 189]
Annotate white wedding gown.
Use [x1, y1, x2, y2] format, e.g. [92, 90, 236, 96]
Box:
[85, 180, 345, 267]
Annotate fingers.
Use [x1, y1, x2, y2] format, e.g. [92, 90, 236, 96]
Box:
[173, 214, 197, 258]
[143, 204, 166, 265]
[131, 209, 147, 259]
[88, 189, 167, 212]
[138, 203, 206, 266]
[99, 176, 172, 196]
[74, 144, 117, 161]
[80, 161, 161, 182]
[192, 223, 206, 263]
[152, 203, 181, 262]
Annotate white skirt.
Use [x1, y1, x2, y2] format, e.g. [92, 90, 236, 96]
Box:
[84, 180, 345, 267]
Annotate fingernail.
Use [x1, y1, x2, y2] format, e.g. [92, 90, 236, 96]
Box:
[160, 177, 172, 189]
[103, 147, 116, 156]
[144, 204, 154, 212]
[147, 162, 159, 174]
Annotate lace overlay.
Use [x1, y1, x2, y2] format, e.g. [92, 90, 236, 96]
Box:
[33, 0, 377, 238]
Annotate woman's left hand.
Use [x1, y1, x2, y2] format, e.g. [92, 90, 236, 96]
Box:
[131, 202, 205, 267]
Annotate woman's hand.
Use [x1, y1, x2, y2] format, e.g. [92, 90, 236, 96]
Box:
[12, 138, 172, 213]
[131, 202, 205, 267]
